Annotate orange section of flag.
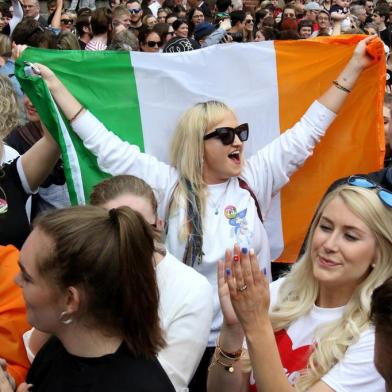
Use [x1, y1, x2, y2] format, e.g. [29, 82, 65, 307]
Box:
[0, 245, 31, 385]
[275, 35, 385, 263]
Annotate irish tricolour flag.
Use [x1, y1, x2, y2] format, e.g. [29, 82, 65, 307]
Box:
[16, 35, 385, 262]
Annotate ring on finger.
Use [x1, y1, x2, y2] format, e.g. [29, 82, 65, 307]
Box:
[238, 284, 247, 292]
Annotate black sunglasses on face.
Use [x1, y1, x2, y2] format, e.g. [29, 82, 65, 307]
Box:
[61, 19, 73, 24]
[128, 8, 141, 14]
[203, 123, 249, 145]
[146, 40, 162, 47]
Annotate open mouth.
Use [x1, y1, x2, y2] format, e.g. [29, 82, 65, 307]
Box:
[228, 151, 241, 164]
[318, 256, 341, 268]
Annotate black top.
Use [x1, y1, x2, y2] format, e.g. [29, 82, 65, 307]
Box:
[27, 337, 176, 392]
[0, 159, 30, 249]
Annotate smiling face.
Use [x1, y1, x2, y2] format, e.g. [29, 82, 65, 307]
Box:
[15, 229, 65, 333]
[203, 111, 244, 184]
[310, 196, 377, 300]
[244, 15, 254, 31]
[23, 95, 40, 122]
[175, 22, 188, 37]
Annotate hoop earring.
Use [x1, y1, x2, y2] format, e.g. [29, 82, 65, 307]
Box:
[371, 263, 376, 269]
[59, 311, 73, 325]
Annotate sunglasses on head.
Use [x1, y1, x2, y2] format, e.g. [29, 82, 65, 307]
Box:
[203, 123, 249, 145]
[128, 8, 141, 13]
[347, 175, 392, 208]
[146, 40, 162, 47]
[61, 19, 73, 24]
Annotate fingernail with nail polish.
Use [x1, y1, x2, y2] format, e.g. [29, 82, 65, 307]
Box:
[241, 247, 248, 254]
[233, 255, 239, 262]
[225, 268, 231, 276]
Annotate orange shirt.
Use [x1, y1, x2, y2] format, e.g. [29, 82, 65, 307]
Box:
[0, 245, 30, 385]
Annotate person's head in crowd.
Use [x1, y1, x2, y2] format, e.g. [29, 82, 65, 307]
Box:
[166, 13, 177, 24]
[173, 4, 187, 18]
[317, 10, 330, 33]
[75, 14, 92, 45]
[12, 18, 57, 48]
[22, 94, 39, 123]
[60, 12, 76, 32]
[280, 17, 297, 31]
[90, 7, 112, 38]
[112, 5, 131, 30]
[243, 12, 254, 40]
[162, 35, 199, 52]
[261, 15, 275, 27]
[0, 33, 11, 67]
[350, 4, 367, 24]
[139, 26, 162, 51]
[0, 75, 19, 143]
[364, 0, 375, 15]
[282, 5, 296, 19]
[46, 0, 57, 15]
[194, 21, 215, 43]
[278, 28, 299, 39]
[142, 14, 158, 28]
[0, 5, 12, 32]
[229, 10, 246, 30]
[56, 31, 81, 49]
[383, 93, 392, 155]
[110, 0, 127, 9]
[298, 19, 313, 38]
[372, 6, 389, 28]
[216, 0, 232, 13]
[157, 7, 169, 23]
[154, 22, 175, 42]
[127, 0, 143, 26]
[77, 7, 93, 17]
[364, 22, 379, 35]
[231, 0, 243, 11]
[255, 28, 265, 41]
[371, 277, 392, 392]
[109, 29, 139, 49]
[22, 0, 40, 19]
[303, 1, 321, 22]
[90, 175, 162, 231]
[172, 18, 189, 38]
[15, 205, 164, 359]
[189, 7, 205, 28]
[260, 26, 279, 40]
[254, 9, 270, 29]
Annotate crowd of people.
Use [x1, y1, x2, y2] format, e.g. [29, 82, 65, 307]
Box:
[0, 0, 392, 390]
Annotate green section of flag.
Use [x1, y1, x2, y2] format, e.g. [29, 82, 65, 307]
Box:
[15, 48, 144, 204]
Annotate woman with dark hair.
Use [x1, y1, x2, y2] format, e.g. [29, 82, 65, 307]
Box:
[172, 18, 188, 37]
[85, 7, 112, 51]
[12, 205, 175, 392]
[187, 7, 204, 37]
[154, 22, 175, 42]
[138, 26, 163, 52]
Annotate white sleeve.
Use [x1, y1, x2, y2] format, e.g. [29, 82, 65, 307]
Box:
[321, 328, 385, 392]
[8, 0, 23, 35]
[241, 100, 336, 216]
[71, 111, 179, 204]
[158, 279, 213, 391]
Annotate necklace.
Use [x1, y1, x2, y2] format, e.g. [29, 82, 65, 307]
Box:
[209, 179, 231, 215]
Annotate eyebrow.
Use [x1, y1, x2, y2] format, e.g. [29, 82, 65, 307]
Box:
[319, 216, 368, 234]
[18, 260, 34, 281]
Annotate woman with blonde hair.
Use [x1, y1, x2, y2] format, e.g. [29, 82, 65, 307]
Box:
[31, 36, 376, 390]
[209, 182, 392, 391]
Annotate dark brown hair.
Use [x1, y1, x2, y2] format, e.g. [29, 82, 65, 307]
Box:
[371, 277, 392, 334]
[90, 175, 158, 217]
[34, 205, 164, 359]
[91, 7, 112, 35]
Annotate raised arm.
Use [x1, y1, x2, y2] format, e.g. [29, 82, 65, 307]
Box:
[49, 0, 64, 29]
[8, 0, 23, 35]
[21, 121, 60, 191]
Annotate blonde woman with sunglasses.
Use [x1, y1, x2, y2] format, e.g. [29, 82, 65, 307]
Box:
[32, 36, 375, 390]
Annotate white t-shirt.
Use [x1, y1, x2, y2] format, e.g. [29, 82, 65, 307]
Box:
[71, 100, 336, 346]
[248, 278, 384, 391]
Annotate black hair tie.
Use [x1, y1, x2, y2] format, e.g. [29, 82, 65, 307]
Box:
[109, 208, 119, 226]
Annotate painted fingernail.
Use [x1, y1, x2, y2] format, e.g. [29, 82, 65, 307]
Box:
[241, 247, 248, 254]
[249, 248, 255, 256]
[233, 255, 240, 262]
[225, 268, 231, 276]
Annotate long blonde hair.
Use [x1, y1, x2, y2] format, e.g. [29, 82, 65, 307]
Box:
[169, 100, 236, 240]
[267, 185, 392, 390]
